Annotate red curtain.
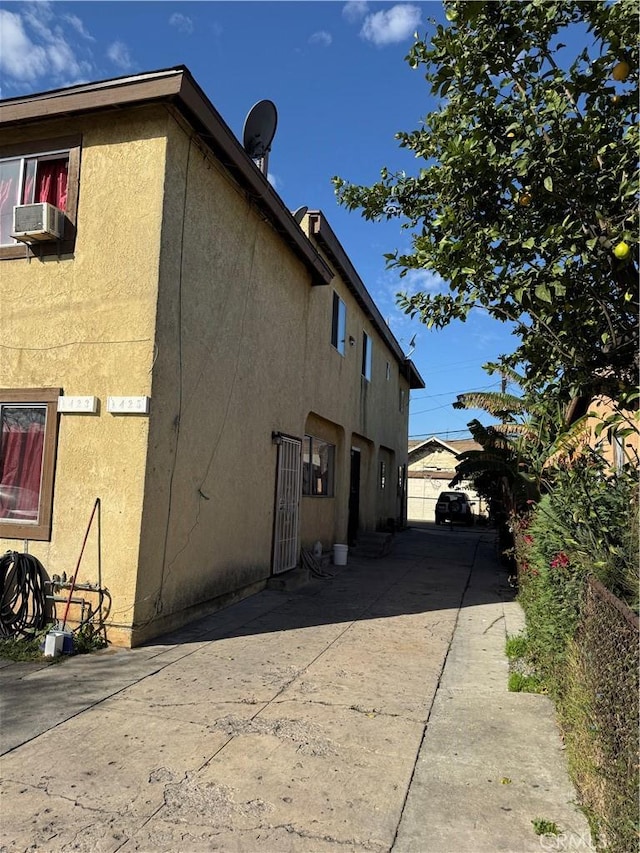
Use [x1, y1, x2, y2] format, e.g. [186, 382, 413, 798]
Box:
[22, 160, 68, 210]
[35, 160, 68, 210]
[0, 420, 44, 520]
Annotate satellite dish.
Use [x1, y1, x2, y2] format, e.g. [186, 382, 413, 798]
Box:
[292, 206, 308, 225]
[242, 100, 278, 175]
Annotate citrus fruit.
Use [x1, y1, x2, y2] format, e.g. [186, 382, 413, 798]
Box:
[612, 61, 631, 82]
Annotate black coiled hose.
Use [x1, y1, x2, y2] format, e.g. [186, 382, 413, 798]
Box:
[0, 551, 49, 638]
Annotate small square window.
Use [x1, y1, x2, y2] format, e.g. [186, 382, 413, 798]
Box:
[0, 389, 60, 540]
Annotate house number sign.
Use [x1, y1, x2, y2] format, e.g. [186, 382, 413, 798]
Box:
[58, 396, 98, 413]
[107, 396, 150, 414]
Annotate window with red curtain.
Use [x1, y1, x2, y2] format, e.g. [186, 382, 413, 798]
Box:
[0, 407, 46, 522]
[0, 152, 69, 246]
[0, 390, 60, 541]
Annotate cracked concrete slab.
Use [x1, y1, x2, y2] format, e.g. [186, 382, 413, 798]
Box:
[135, 700, 421, 850]
[0, 527, 590, 853]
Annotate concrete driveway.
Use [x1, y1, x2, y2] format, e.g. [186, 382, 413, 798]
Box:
[0, 525, 591, 852]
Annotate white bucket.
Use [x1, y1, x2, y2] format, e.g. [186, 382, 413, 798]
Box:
[44, 630, 64, 657]
[333, 544, 348, 566]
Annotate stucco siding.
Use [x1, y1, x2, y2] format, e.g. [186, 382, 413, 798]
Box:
[135, 119, 318, 640]
[1, 109, 166, 644]
[1, 77, 420, 646]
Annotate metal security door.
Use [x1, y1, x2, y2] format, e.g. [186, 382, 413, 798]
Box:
[272, 436, 302, 574]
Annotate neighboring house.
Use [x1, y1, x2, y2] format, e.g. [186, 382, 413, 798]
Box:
[544, 394, 640, 473]
[407, 437, 486, 522]
[0, 67, 423, 647]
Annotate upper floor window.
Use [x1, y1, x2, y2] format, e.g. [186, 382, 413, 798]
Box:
[302, 435, 335, 497]
[0, 388, 60, 541]
[0, 136, 80, 258]
[362, 332, 372, 381]
[331, 292, 346, 355]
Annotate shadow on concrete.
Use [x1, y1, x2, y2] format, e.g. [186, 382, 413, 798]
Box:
[148, 524, 517, 648]
[0, 525, 516, 756]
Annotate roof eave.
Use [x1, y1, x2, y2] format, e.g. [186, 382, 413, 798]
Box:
[306, 211, 425, 385]
[0, 66, 333, 288]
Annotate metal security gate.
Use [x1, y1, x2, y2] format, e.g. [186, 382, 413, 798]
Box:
[272, 435, 302, 574]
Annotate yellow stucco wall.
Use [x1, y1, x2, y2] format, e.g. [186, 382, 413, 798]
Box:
[0, 107, 167, 644]
[131, 122, 411, 643]
[2, 105, 413, 646]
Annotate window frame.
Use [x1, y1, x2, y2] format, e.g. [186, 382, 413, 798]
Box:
[302, 434, 335, 497]
[331, 291, 347, 356]
[0, 135, 81, 260]
[0, 388, 60, 540]
[362, 331, 372, 381]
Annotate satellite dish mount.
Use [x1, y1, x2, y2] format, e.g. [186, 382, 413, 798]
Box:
[243, 100, 278, 176]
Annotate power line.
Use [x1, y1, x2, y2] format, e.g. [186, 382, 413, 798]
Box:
[409, 380, 502, 416]
[409, 428, 474, 439]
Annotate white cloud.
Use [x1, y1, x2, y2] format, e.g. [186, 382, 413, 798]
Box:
[64, 14, 95, 41]
[0, 10, 48, 81]
[0, 7, 93, 87]
[342, 1, 369, 23]
[267, 172, 279, 190]
[402, 268, 447, 295]
[169, 13, 194, 35]
[107, 41, 134, 71]
[360, 4, 422, 46]
[309, 30, 332, 47]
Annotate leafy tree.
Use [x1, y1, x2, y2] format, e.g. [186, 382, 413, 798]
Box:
[334, 0, 638, 399]
[449, 380, 564, 508]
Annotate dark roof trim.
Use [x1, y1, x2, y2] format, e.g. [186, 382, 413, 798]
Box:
[0, 66, 333, 288]
[307, 211, 425, 388]
[409, 436, 481, 458]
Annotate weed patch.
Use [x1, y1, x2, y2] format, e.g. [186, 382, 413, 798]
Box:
[532, 818, 560, 836]
[0, 630, 53, 662]
[508, 671, 545, 694]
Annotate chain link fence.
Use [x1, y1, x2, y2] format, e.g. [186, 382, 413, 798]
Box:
[563, 577, 639, 852]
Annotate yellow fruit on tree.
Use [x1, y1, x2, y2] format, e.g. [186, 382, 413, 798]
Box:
[613, 241, 631, 260]
[518, 193, 532, 207]
[612, 60, 631, 82]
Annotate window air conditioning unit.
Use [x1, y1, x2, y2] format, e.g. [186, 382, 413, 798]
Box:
[12, 202, 65, 243]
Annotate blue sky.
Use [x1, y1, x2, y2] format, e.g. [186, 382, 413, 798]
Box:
[0, 0, 516, 439]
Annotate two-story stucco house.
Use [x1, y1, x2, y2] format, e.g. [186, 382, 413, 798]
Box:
[0, 67, 423, 646]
